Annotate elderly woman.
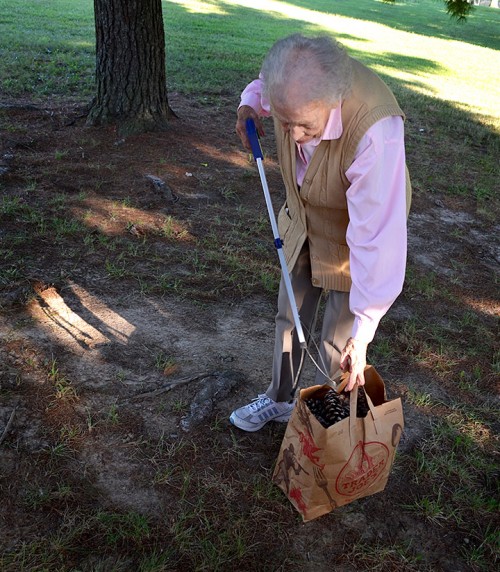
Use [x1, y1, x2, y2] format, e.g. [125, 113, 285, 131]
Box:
[230, 34, 411, 432]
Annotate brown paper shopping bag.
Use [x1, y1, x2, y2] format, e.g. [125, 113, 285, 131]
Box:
[272, 365, 404, 522]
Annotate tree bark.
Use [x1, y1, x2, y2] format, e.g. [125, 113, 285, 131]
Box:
[87, 0, 172, 135]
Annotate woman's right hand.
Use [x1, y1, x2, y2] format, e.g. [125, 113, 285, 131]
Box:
[235, 105, 265, 151]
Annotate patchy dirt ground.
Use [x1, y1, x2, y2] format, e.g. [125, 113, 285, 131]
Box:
[0, 94, 498, 571]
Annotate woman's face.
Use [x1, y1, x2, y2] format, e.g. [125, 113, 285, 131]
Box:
[272, 99, 333, 144]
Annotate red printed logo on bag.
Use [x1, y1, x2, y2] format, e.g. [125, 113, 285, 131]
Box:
[335, 440, 389, 496]
[289, 486, 307, 514]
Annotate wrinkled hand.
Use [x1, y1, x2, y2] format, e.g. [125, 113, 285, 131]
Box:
[235, 105, 265, 151]
[340, 337, 368, 391]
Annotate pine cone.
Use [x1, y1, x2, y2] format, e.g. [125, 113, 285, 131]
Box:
[306, 386, 370, 427]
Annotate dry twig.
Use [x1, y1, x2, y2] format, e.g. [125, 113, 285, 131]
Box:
[0, 406, 17, 446]
[126, 373, 213, 402]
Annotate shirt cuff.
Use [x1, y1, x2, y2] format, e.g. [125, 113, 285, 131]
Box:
[351, 316, 379, 345]
[238, 92, 262, 114]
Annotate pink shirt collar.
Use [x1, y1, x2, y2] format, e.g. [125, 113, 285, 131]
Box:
[321, 104, 343, 141]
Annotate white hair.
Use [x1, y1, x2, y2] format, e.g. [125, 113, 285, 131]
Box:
[261, 34, 353, 108]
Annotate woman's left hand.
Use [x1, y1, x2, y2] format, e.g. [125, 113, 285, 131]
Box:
[340, 337, 368, 391]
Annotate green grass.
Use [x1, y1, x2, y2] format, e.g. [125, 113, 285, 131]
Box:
[0, 0, 498, 128]
[402, 409, 499, 566]
[1, 0, 498, 213]
[346, 539, 425, 571]
[0, 0, 95, 99]
[46, 356, 78, 402]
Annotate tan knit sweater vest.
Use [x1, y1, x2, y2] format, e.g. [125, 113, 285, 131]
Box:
[274, 57, 412, 292]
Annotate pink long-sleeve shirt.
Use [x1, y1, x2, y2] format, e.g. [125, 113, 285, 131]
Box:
[240, 79, 408, 344]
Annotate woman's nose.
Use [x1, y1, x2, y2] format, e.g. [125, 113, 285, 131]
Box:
[290, 125, 303, 141]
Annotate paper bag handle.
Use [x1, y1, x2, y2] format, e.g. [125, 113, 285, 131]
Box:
[334, 371, 350, 393]
[348, 383, 381, 442]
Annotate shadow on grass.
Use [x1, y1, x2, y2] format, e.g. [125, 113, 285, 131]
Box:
[280, 0, 500, 49]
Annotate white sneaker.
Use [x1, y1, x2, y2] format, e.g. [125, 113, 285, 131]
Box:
[229, 394, 295, 432]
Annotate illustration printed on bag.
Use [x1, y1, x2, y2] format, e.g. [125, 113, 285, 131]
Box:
[297, 428, 324, 469]
[294, 397, 326, 466]
[336, 439, 390, 496]
[289, 486, 307, 513]
[273, 443, 310, 494]
[296, 397, 315, 437]
[312, 465, 337, 509]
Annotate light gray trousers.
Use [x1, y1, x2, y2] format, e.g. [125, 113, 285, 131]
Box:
[266, 242, 355, 402]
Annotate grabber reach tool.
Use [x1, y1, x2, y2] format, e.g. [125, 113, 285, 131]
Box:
[245, 118, 307, 350]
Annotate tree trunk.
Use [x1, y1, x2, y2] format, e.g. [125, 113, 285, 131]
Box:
[87, 0, 172, 135]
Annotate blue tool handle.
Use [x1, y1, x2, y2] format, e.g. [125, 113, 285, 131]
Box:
[245, 118, 263, 160]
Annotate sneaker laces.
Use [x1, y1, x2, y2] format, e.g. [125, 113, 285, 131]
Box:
[247, 394, 273, 413]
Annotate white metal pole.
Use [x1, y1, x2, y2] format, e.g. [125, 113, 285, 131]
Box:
[246, 119, 307, 348]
